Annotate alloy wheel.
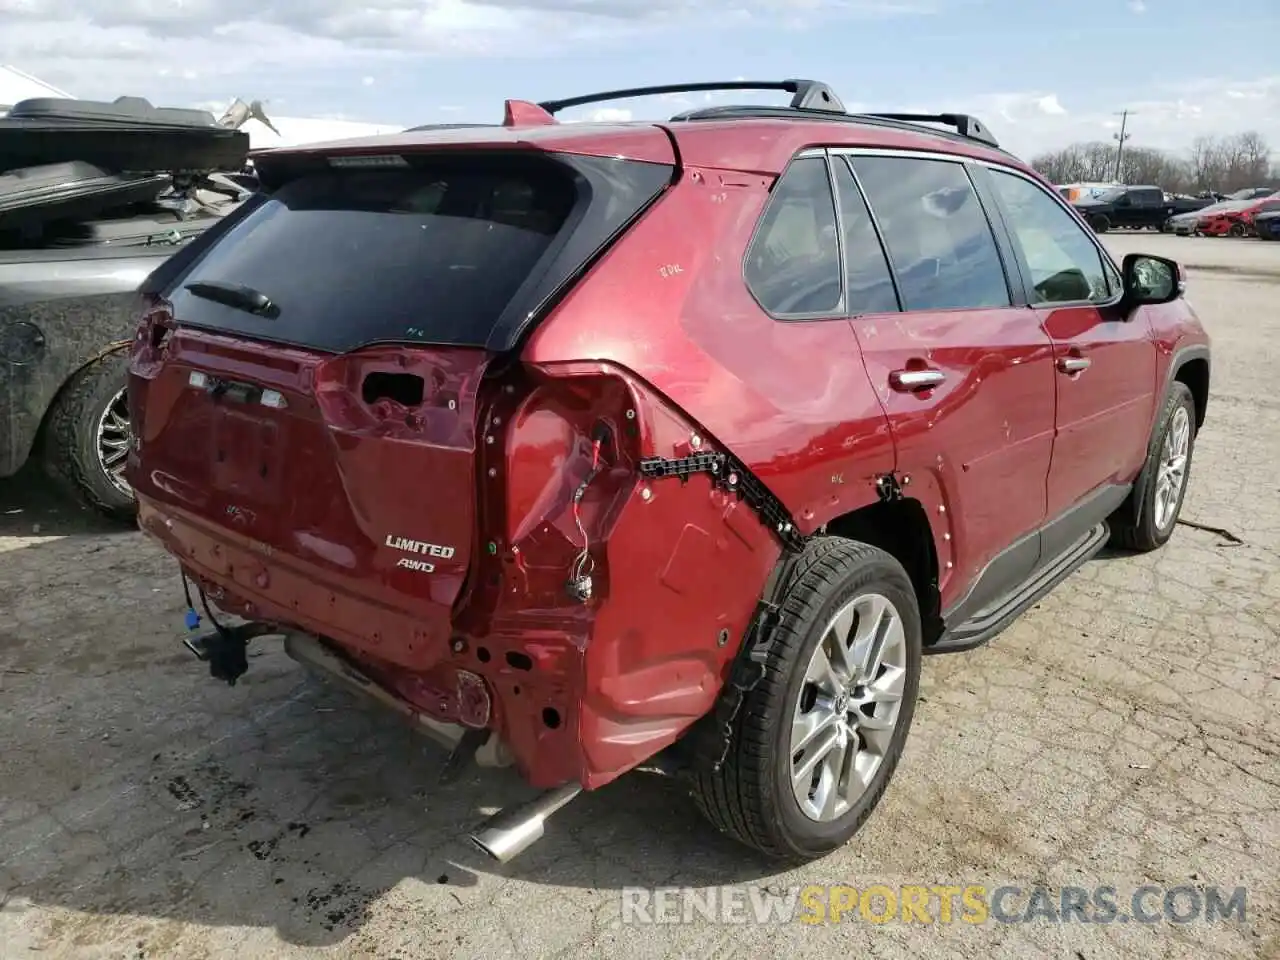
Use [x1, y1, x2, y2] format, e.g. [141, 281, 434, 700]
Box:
[1153, 404, 1190, 532]
[789, 592, 908, 822]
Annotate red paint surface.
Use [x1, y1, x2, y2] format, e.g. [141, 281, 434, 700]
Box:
[127, 116, 1210, 792]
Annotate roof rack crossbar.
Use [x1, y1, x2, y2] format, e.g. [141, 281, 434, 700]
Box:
[537, 79, 846, 116]
[861, 112, 1000, 149]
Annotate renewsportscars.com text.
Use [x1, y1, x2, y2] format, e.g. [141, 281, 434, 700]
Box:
[621, 883, 1248, 926]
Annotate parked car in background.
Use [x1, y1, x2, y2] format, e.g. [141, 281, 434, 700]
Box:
[1196, 193, 1280, 237]
[1222, 186, 1278, 202]
[124, 78, 1211, 865]
[1165, 199, 1246, 235]
[1254, 208, 1280, 240]
[1057, 181, 1123, 203]
[1071, 184, 1213, 233]
[0, 95, 251, 518]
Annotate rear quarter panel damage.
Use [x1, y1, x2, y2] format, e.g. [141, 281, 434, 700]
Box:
[516, 166, 898, 786]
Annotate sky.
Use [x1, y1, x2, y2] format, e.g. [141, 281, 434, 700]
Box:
[2, 0, 1278, 161]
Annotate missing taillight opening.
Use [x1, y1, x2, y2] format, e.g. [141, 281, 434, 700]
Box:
[362, 371, 425, 407]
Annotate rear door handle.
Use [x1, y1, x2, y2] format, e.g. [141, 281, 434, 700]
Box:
[1057, 356, 1092, 374]
[889, 368, 946, 392]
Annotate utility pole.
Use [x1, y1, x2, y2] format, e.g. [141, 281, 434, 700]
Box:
[1113, 110, 1135, 182]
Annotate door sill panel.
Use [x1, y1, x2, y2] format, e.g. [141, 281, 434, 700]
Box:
[926, 521, 1109, 655]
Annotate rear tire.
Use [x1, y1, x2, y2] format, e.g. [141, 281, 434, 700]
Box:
[1228, 223, 1247, 238]
[1109, 382, 1196, 552]
[41, 350, 136, 522]
[691, 537, 922, 862]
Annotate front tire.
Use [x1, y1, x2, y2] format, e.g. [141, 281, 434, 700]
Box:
[1109, 382, 1197, 552]
[41, 350, 136, 522]
[691, 538, 922, 862]
[1088, 214, 1111, 233]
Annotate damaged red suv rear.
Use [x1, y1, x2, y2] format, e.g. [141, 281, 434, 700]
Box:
[126, 79, 1210, 864]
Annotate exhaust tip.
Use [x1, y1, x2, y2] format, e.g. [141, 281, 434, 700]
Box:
[467, 833, 502, 862]
[466, 819, 546, 864]
[464, 783, 582, 864]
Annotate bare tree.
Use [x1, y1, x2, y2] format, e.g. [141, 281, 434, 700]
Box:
[1035, 132, 1273, 194]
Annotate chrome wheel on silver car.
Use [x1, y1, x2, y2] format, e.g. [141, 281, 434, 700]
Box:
[791, 593, 907, 822]
[1153, 404, 1189, 533]
[95, 386, 132, 497]
[42, 350, 138, 521]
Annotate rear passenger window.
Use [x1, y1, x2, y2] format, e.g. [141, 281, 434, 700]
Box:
[988, 169, 1111, 304]
[832, 158, 900, 315]
[849, 156, 1011, 312]
[745, 156, 842, 316]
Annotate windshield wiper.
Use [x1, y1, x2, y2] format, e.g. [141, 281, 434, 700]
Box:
[183, 280, 280, 319]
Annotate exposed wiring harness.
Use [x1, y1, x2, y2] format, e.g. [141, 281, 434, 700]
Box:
[566, 427, 611, 601]
[181, 571, 229, 637]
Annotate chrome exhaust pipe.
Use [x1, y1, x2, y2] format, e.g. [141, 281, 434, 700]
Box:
[468, 783, 582, 863]
[282, 632, 464, 751]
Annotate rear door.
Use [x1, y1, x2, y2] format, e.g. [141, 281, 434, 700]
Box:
[979, 164, 1156, 553]
[837, 150, 1058, 618]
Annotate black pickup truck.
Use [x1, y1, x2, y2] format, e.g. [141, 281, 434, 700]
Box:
[0, 95, 252, 519]
[1071, 185, 1214, 233]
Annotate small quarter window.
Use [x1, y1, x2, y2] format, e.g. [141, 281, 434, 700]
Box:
[744, 156, 843, 317]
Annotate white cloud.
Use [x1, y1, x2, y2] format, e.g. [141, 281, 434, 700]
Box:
[921, 79, 1280, 160]
[585, 107, 633, 122]
[1035, 94, 1066, 116]
[1, 1, 1275, 166]
[1129, 0, 1146, 13]
[0, 0, 937, 100]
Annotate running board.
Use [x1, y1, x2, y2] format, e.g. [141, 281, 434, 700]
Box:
[927, 522, 1109, 654]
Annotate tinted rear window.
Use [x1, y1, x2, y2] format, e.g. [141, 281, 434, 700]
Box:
[168, 159, 578, 351]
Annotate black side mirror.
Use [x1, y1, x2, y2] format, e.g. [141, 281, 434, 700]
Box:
[1122, 253, 1184, 305]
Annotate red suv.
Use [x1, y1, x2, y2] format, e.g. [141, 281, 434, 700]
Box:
[125, 80, 1211, 865]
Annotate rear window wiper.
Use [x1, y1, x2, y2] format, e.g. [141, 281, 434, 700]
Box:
[183, 280, 280, 319]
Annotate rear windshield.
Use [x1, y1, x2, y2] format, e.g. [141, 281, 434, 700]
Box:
[167, 158, 578, 351]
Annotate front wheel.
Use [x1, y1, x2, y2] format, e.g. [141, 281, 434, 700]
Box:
[691, 538, 922, 862]
[41, 350, 136, 521]
[1109, 382, 1197, 552]
[1228, 223, 1247, 238]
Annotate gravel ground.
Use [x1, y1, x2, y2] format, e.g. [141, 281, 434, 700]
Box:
[1, 233, 1277, 960]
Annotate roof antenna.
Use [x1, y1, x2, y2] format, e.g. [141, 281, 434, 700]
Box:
[217, 97, 281, 136]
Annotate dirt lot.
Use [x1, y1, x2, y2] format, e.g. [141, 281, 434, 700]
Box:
[1, 233, 1277, 959]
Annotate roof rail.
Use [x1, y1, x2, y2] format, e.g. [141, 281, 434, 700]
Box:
[668, 103, 1002, 150]
[861, 113, 999, 149]
[403, 122, 496, 132]
[536, 79, 846, 116]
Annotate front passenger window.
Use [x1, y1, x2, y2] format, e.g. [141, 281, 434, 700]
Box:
[989, 170, 1111, 304]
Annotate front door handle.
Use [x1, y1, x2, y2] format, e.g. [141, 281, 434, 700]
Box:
[1057, 356, 1092, 374]
[889, 368, 946, 392]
